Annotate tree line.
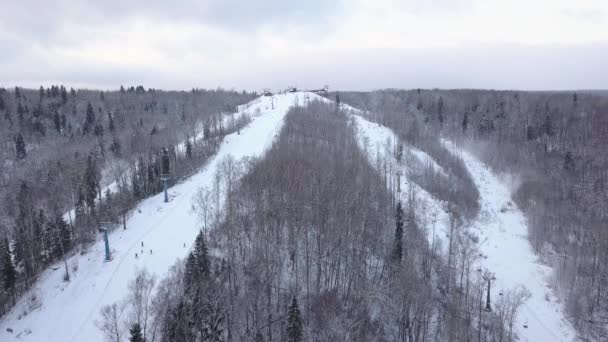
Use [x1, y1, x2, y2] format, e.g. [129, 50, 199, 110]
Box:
[0, 85, 254, 317]
[337, 89, 608, 341]
[100, 100, 520, 341]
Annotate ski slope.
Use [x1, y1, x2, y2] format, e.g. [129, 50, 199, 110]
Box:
[443, 140, 576, 342]
[351, 110, 575, 341]
[351, 114, 452, 254]
[0, 92, 309, 342]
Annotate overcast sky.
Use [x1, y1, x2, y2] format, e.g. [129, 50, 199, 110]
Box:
[1, 0, 607, 91]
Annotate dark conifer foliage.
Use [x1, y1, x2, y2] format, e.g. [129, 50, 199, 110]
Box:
[129, 323, 144, 342]
[391, 201, 404, 263]
[14, 132, 26, 160]
[286, 297, 303, 342]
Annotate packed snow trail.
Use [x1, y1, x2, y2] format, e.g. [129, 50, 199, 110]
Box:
[0, 92, 309, 342]
[443, 140, 576, 342]
[349, 114, 452, 255]
[347, 107, 576, 341]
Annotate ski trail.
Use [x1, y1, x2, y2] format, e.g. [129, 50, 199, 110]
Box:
[346, 107, 576, 341]
[0, 92, 307, 342]
[443, 140, 576, 342]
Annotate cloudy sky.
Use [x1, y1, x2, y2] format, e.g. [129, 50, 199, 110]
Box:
[1, 0, 607, 91]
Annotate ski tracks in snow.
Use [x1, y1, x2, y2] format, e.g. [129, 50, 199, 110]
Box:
[443, 140, 576, 342]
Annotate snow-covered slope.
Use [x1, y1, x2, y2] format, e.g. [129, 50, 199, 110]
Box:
[351, 114, 452, 253]
[351, 110, 576, 341]
[340, 92, 576, 340]
[0, 92, 309, 342]
[443, 140, 576, 342]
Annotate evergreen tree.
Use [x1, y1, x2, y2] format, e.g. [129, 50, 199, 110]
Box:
[391, 201, 404, 263]
[32, 209, 46, 267]
[54, 214, 72, 258]
[93, 123, 104, 136]
[4, 109, 13, 127]
[184, 252, 199, 293]
[193, 231, 210, 277]
[544, 114, 554, 137]
[186, 139, 192, 159]
[286, 297, 303, 342]
[1, 237, 17, 300]
[14, 182, 33, 279]
[74, 187, 87, 236]
[335, 92, 341, 112]
[53, 111, 62, 133]
[162, 148, 170, 175]
[253, 331, 265, 342]
[129, 323, 144, 342]
[15, 132, 26, 160]
[396, 143, 403, 162]
[84, 155, 100, 216]
[17, 103, 25, 128]
[60, 85, 68, 104]
[462, 111, 469, 133]
[437, 96, 444, 125]
[108, 112, 115, 132]
[83, 102, 95, 135]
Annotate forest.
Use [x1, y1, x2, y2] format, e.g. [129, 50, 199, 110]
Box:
[337, 89, 608, 341]
[0, 85, 254, 317]
[98, 101, 526, 342]
[2, 85, 607, 341]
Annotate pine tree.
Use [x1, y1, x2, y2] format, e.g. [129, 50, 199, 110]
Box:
[391, 201, 404, 263]
[4, 109, 13, 127]
[60, 86, 68, 104]
[1, 237, 17, 302]
[193, 231, 210, 277]
[108, 112, 115, 132]
[14, 181, 34, 279]
[52, 214, 72, 258]
[129, 323, 144, 342]
[53, 111, 62, 133]
[396, 143, 403, 162]
[32, 209, 46, 267]
[254, 331, 265, 342]
[286, 297, 303, 342]
[74, 186, 87, 240]
[84, 155, 100, 216]
[15, 132, 26, 160]
[161, 148, 170, 175]
[186, 139, 192, 159]
[83, 102, 95, 135]
[184, 252, 199, 293]
[437, 96, 444, 125]
[335, 92, 340, 112]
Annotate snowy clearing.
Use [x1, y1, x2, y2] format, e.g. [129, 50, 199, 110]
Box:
[0, 92, 309, 342]
[443, 140, 576, 342]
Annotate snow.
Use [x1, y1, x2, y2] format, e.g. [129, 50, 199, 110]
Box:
[351, 115, 452, 253]
[443, 140, 576, 342]
[0, 92, 310, 342]
[348, 109, 576, 341]
[1, 92, 577, 342]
